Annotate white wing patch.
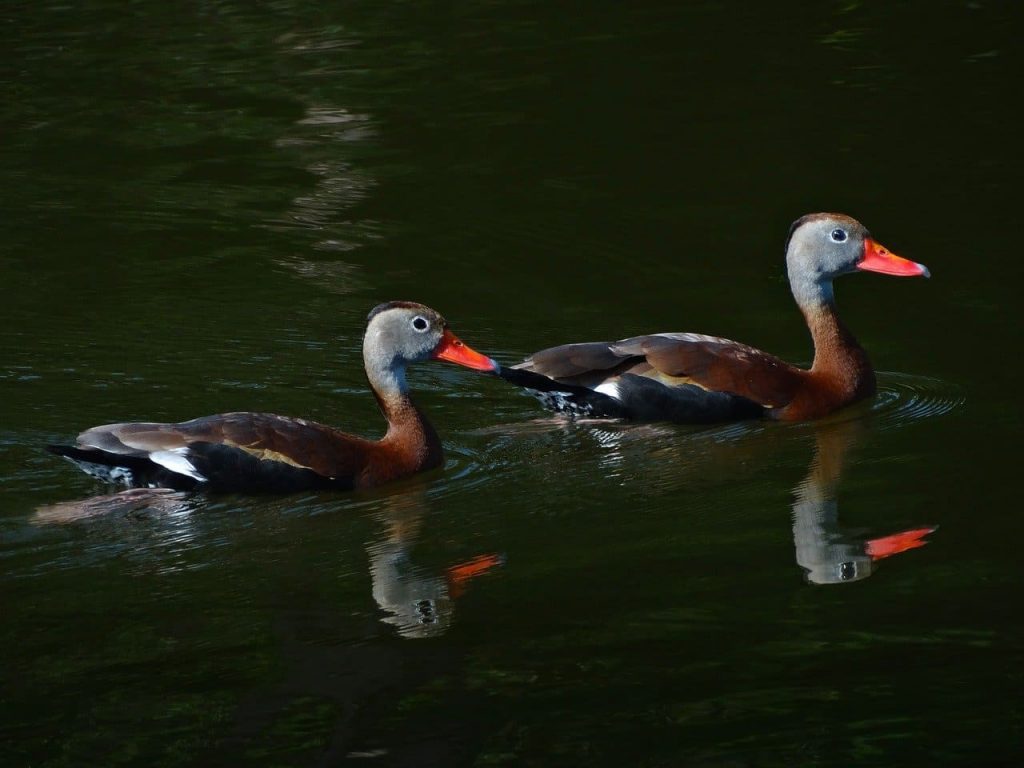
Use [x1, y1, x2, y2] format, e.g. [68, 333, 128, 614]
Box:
[593, 381, 622, 401]
[149, 448, 206, 482]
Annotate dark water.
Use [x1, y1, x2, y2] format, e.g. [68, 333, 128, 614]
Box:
[2, 2, 1021, 765]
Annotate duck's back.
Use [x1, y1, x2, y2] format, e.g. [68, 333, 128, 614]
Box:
[502, 332, 806, 423]
[48, 412, 373, 492]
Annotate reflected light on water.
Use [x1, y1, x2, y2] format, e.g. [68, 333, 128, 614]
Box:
[268, 27, 380, 289]
[33, 487, 194, 526]
[870, 372, 966, 429]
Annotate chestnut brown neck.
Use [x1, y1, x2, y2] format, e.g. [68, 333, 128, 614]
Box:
[374, 390, 444, 473]
[362, 333, 443, 473]
[803, 302, 876, 403]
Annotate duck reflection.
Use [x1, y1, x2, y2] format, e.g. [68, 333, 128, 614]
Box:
[33, 487, 195, 524]
[792, 418, 935, 584]
[366, 492, 503, 638]
[510, 412, 936, 585]
[33, 488, 502, 637]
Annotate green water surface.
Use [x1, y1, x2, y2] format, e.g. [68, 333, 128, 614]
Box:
[2, 2, 1021, 766]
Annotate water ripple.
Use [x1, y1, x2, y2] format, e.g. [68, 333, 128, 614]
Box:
[448, 371, 965, 506]
[868, 371, 965, 429]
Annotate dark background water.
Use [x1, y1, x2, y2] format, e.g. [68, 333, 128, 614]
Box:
[2, 1, 1021, 766]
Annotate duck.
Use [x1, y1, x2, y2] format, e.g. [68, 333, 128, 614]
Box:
[498, 213, 929, 423]
[47, 301, 498, 492]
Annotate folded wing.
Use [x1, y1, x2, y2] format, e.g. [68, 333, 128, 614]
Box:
[506, 333, 806, 422]
[49, 412, 371, 491]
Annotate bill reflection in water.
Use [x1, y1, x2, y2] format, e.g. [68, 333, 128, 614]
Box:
[367, 493, 503, 638]
[570, 414, 937, 585]
[33, 488, 503, 638]
[791, 418, 936, 585]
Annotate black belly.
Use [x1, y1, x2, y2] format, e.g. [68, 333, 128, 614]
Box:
[499, 368, 765, 424]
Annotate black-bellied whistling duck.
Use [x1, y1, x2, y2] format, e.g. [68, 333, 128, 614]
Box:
[47, 302, 498, 492]
[499, 213, 930, 423]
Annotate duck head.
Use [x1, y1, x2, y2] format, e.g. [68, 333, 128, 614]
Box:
[363, 302, 497, 393]
[785, 213, 929, 308]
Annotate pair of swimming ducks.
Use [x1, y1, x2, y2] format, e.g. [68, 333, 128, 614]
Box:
[50, 213, 931, 493]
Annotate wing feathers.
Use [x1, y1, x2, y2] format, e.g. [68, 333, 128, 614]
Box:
[510, 332, 806, 420]
[60, 412, 370, 490]
[149, 449, 207, 481]
[517, 342, 639, 380]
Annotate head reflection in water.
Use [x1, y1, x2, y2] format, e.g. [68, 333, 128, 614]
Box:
[792, 418, 936, 585]
[367, 493, 503, 639]
[368, 543, 504, 638]
[528, 412, 937, 586]
[34, 488, 503, 638]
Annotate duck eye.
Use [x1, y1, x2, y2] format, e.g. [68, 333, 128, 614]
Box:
[830, 228, 848, 243]
[411, 316, 429, 332]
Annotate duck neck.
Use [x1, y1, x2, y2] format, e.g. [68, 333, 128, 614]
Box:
[364, 352, 443, 469]
[798, 289, 875, 400]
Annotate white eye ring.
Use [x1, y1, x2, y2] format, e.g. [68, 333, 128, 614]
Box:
[830, 228, 848, 243]
[411, 316, 429, 332]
